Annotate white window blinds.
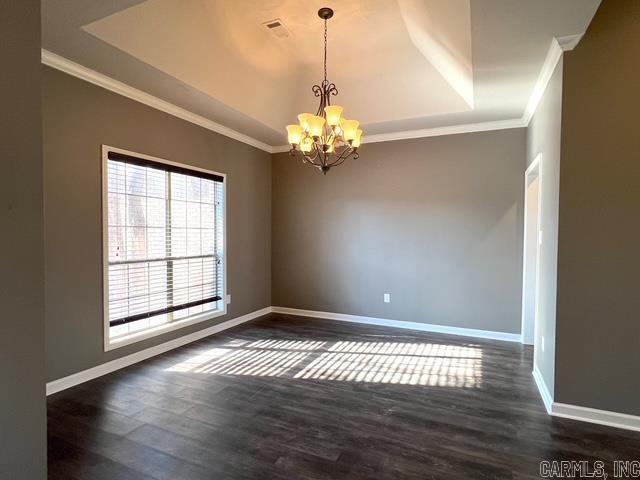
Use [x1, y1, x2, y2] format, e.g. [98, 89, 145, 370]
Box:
[105, 150, 224, 339]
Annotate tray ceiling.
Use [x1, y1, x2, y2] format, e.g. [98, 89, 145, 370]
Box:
[42, 0, 600, 147]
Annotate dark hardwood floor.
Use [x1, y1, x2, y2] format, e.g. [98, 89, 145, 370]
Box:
[48, 313, 640, 479]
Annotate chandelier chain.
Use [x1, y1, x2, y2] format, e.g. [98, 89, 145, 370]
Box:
[324, 19, 328, 83]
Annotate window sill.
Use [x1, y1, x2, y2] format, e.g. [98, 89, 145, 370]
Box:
[104, 306, 227, 352]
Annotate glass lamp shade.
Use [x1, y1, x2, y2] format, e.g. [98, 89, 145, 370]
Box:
[341, 119, 360, 141]
[324, 105, 344, 126]
[300, 137, 313, 152]
[297, 113, 314, 131]
[352, 129, 363, 148]
[286, 124, 303, 145]
[307, 115, 326, 137]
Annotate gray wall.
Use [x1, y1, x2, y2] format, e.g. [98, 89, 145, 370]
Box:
[272, 129, 525, 334]
[0, 0, 46, 478]
[555, 0, 640, 415]
[525, 59, 564, 396]
[43, 67, 272, 381]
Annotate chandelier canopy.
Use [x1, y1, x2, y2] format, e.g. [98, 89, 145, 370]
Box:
[285, 7, 363, 175]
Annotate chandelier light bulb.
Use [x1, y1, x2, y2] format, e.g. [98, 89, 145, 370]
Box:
[297, 113, 313, 131]
[286, 125, 303, 145]
[324, 105, 344, 126]
[300, 137, 313, 152]
[341, 119, 360, 141]
[352, 129, 363, 148]
[307, 115, 326, 137]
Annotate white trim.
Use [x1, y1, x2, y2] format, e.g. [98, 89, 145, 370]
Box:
[362, 119, 526, 144]
[522, 39, 563, 126]
[552, 403, 640, 433]
[272, 118, 526, 152]
[42, 49, 273, 153]
[521, 33, 584, 126]
[46, 306, 271, 395]
[556, 33, 584, 52]
[106, 309, 228, 351]
[271, 144, 294, 153]
[101, 145, 228, 351]
[532, 352, 640, 433]
[532, 364, 553, 414]
[521, 154, 542, 345]
[271, 306, 522, 343]
[44, 33, 584, 153]
[274, 32, 585, 150]
[43, 48, 526, 152]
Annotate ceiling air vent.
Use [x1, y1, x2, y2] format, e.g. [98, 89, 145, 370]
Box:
[262, 18, 290, 38]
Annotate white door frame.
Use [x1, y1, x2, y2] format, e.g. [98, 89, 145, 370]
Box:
[521, 153, 542, 346]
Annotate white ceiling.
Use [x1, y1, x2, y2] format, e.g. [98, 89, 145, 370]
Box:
[42, 0, 600, 147]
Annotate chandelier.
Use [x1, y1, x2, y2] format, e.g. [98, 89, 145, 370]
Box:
[285, 7, 363, 175]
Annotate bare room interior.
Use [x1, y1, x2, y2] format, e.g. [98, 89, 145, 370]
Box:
[2, 0, 639, 478]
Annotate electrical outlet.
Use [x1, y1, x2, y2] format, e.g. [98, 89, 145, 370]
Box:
[383, 293, 391, 303]
[541, 336, 545, 352]
[226, 294, 231, 305]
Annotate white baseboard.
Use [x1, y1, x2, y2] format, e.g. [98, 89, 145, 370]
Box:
[46, 306, 271, 395]
[271, 306, 522, 343]
[48, 304, 640, 434]
[532, 364, 553, 414]
[552, 402, 640, 433]
[531, 364, 640, 433]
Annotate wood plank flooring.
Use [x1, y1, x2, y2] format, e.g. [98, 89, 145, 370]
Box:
[48, 313, 640, 479]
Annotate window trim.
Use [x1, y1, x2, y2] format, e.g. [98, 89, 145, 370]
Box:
[101, 145, 227, 352]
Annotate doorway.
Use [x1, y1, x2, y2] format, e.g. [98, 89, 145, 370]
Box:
[521, 154, 541, 346]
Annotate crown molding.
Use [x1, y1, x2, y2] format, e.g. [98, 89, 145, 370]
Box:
[44, 32, 584, 154]
[521, 38, 563, 126]
[556, 33, 584, 51]
[41, 49, 274, 153]
[272, 144, 293, 153]
[272, 118, 526, 152]
[521, 33, 584, 126]
[363, 118, 526, 144]
[275, 32, 585, 150]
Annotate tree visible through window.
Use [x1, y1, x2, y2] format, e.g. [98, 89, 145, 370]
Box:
[104, 149, 225, 346]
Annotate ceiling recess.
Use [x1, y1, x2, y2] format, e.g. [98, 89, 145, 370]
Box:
[262, 18, 290, 38]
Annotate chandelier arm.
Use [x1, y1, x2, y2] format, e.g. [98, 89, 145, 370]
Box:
[305, 150, 321, 164]
[326, 147, 355, 168]
[319, 148, 328, 168]
[336, 150, 355, 166]
[304, 145, 324, 167]
[327, 153, 351, 169]
[290, 147, 322, 165]
[327, 83, 338, 99]
[325, 150, 345, 167]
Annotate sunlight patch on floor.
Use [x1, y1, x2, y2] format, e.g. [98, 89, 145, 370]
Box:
[244, 339, 327, 351]
[294, 351, 481, 387]
[165, 339, 483, 387]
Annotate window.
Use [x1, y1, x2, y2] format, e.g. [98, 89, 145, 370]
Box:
[103, 146, 225, 350]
